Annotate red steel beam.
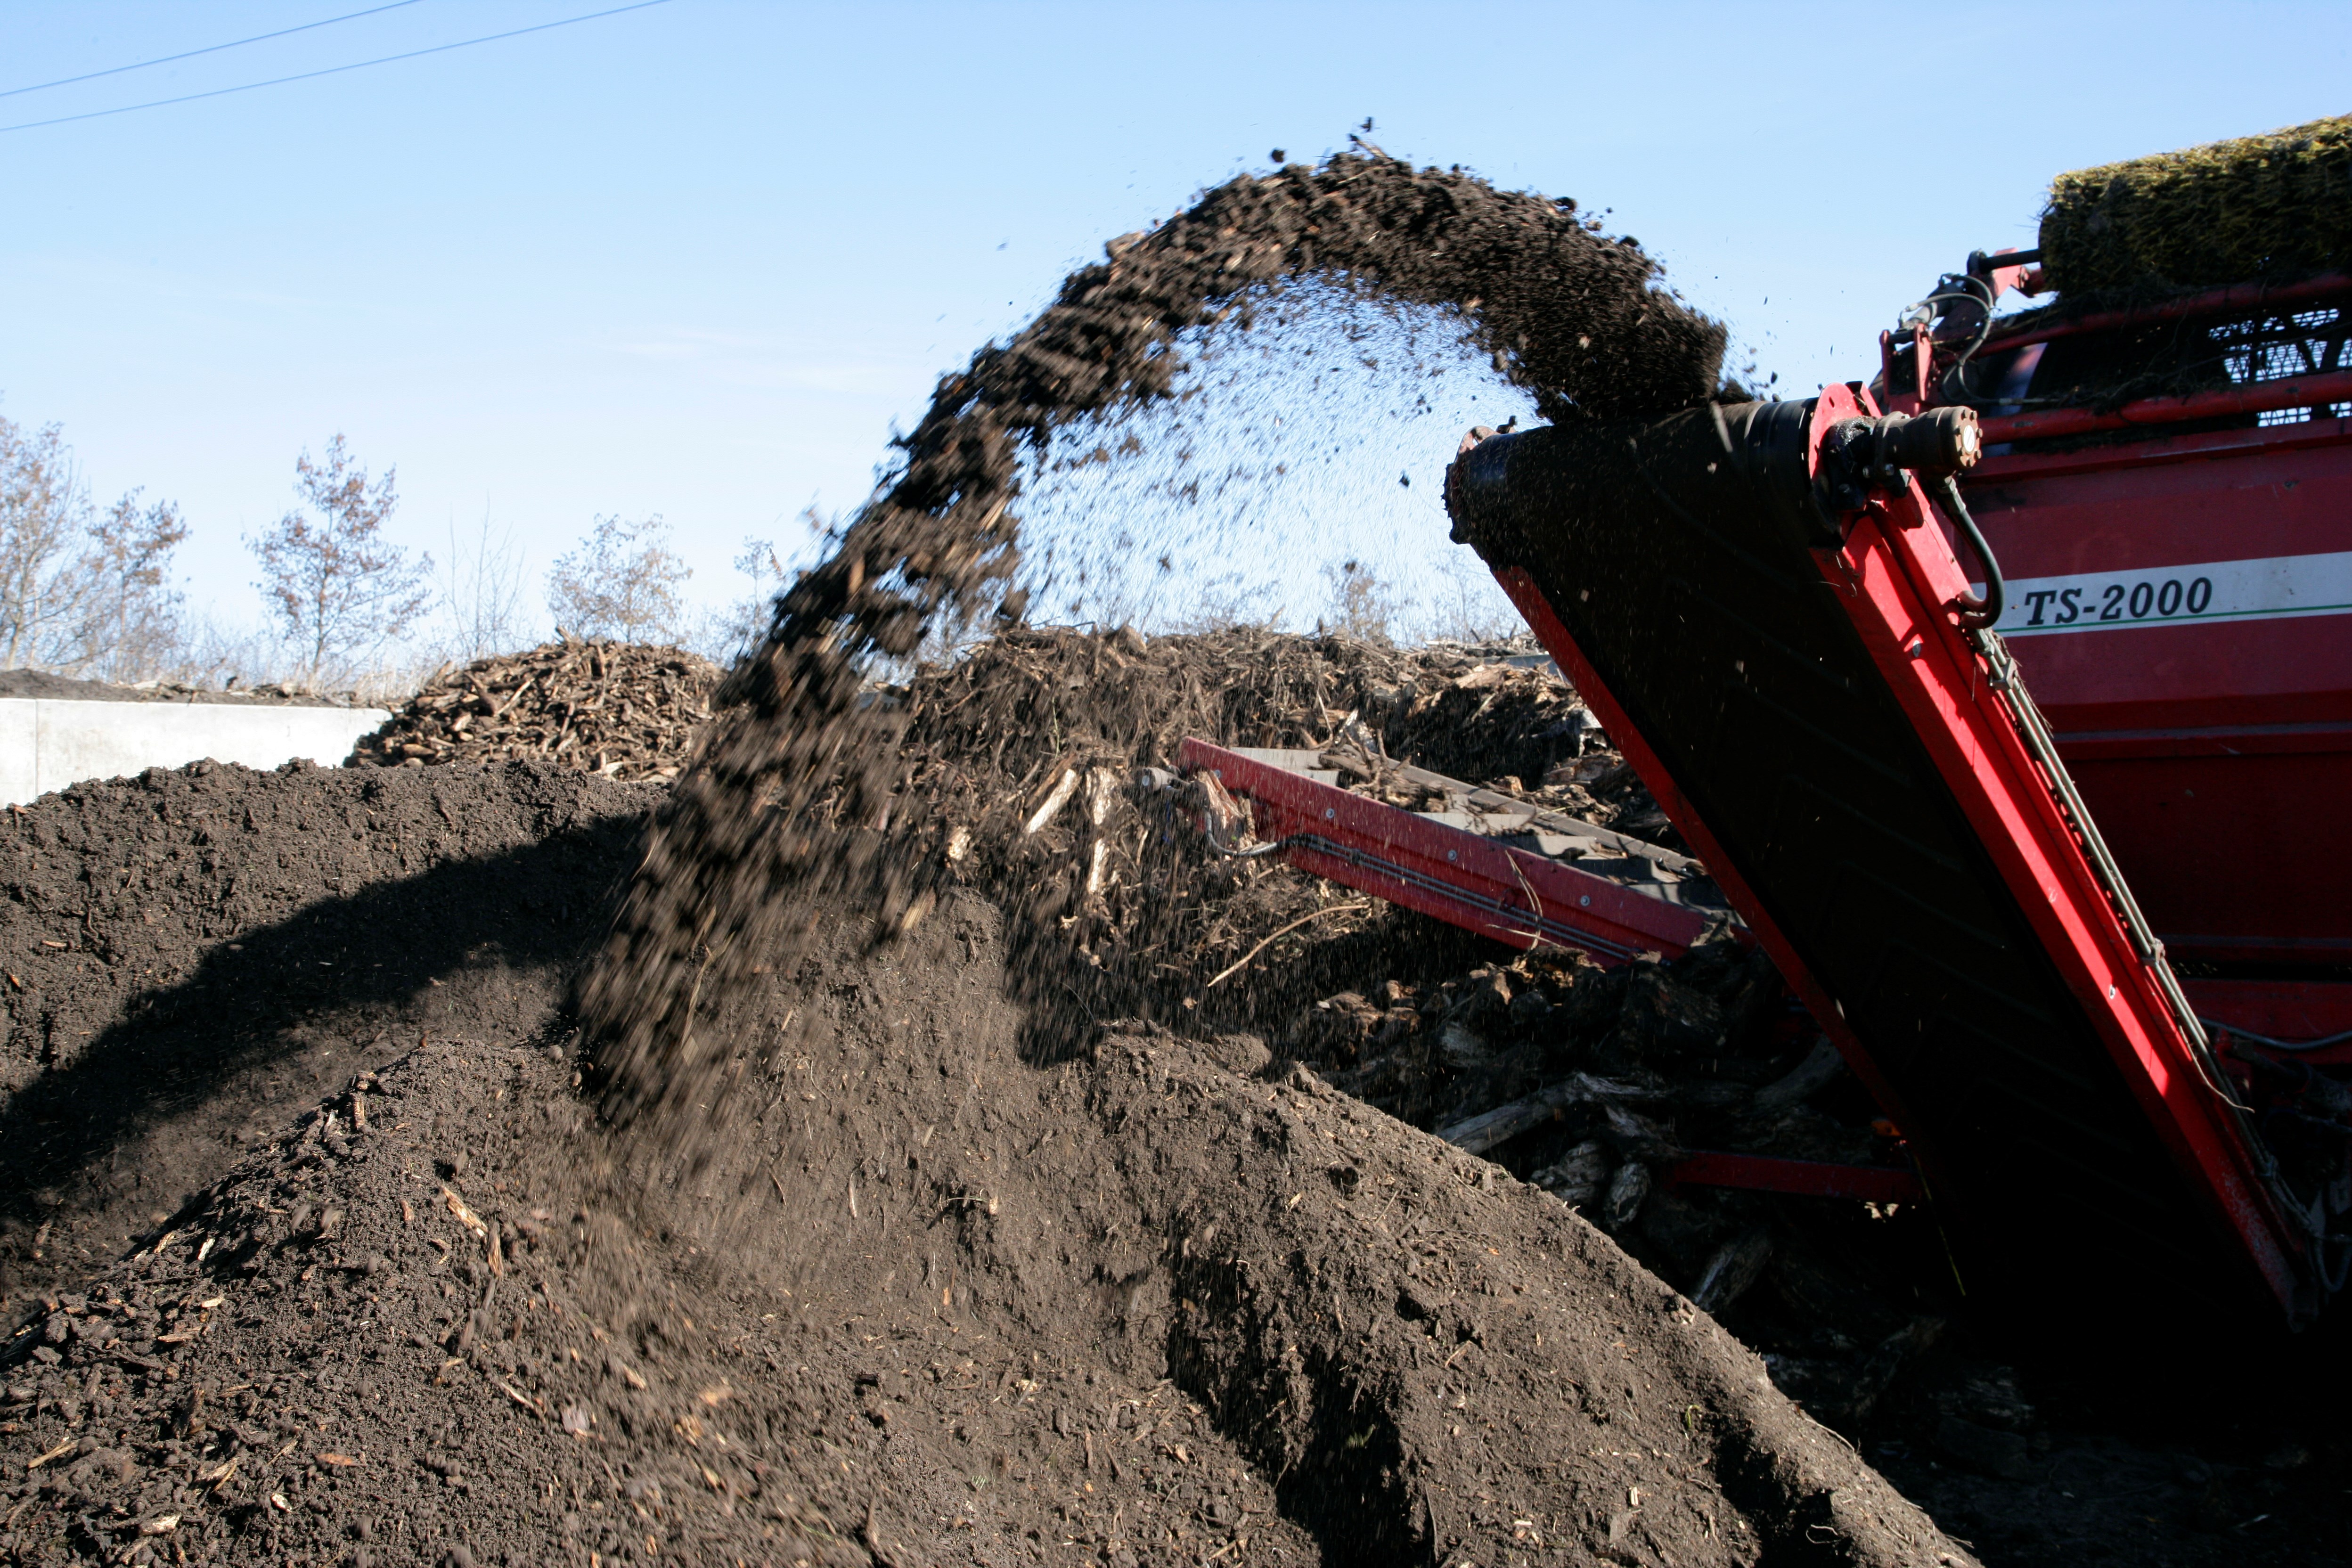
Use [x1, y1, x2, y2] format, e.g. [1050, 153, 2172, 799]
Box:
[1978, 368, 2352, 444]
[1980, 273, 2352, 358]
[1176, 738, 1707, 965]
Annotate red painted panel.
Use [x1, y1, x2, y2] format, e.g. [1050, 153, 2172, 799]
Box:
[2070, 751, 2352, 961]
[1954, 418, 2352, 960]
[1175, 739, 1708, 965]
[1967, 440, 2352, 580]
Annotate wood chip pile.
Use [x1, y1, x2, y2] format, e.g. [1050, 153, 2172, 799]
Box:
[861, 625, 1946, 1444]
[349, 638, 720, 781]
[863, 626, 1649, 1016]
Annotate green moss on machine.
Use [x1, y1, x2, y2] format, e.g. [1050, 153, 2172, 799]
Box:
[2040, 114, 2352, 294]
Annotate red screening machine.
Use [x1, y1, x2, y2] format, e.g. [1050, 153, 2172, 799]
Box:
[1179, 256, 2352, 1351]
[1463, 247, 2352, 1345]
[1930, 267, 2352, 975]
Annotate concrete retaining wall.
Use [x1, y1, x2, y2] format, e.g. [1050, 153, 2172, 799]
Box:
[0, 698, 392, 806]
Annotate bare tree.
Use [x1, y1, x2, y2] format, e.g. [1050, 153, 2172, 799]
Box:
[1319, 557, 1406, 644]
[247, 434, 433, 689]
[0, 412, 190, 678]
[546, 514, 691, 643]
[1414, 551, 1520, 646]
[0, 412, 97, 670]
[437, 504, 528, 662]
[80, 492, 189, 682]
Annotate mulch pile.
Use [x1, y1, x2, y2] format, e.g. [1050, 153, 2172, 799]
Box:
[874, 626, 1657, 1039]
[0, 751, 1972, 1566]
[350, 640, 720, 782]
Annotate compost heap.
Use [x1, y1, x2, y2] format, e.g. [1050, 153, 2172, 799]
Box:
[351, 639, 720, 782]
[0, 149, 2014, 1567]
[0, 739, 1984, 1568]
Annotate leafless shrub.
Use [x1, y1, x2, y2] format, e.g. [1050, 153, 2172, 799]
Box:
[1412, 552, 1519, 646]
[0, 410, 191, 679]
[247, 435, 433, 690]
[151, 612, 283, 692]
[1319, 557, 1406, 644]
[1165, 570, 1286, 634]
[546, 514, 691, 643]
[436, 505, 528, 663]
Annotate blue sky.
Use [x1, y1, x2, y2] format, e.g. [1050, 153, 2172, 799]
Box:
[3, 0, 2346, 648]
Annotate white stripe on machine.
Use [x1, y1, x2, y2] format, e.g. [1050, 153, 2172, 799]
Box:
[1982, 550, 2352, 637]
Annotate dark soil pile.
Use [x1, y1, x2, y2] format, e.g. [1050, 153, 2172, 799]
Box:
[0, 758, 662, 1302]
[0, 756, 1972, 1565]
[350, 640, 719, 782]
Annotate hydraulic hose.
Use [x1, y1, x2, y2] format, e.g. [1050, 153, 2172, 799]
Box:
[1929, 474, 2003, 630]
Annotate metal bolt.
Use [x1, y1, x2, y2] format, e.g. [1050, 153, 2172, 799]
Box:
[1579, 895, 1591, 907]
[1446, 849, 1458, 862]
[1324, 808, 1336, 820]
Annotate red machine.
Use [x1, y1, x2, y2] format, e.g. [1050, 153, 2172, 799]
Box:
[1481, 315, 2352, 1341]
[1174, 259, 2352, 1351]
[1921, 261, 2352, 978]
[1163, 218, 2352, 1349]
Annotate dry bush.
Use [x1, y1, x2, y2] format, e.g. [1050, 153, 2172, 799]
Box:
[546, 514, 691, 643]
[1320, 557, 1406, 643]
[0, 410, 189, 680]
[246, 435, 433, 690]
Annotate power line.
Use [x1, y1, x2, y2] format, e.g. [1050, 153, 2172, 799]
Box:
[1, 1, 427, 101]
[0, 0, 670, 135]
